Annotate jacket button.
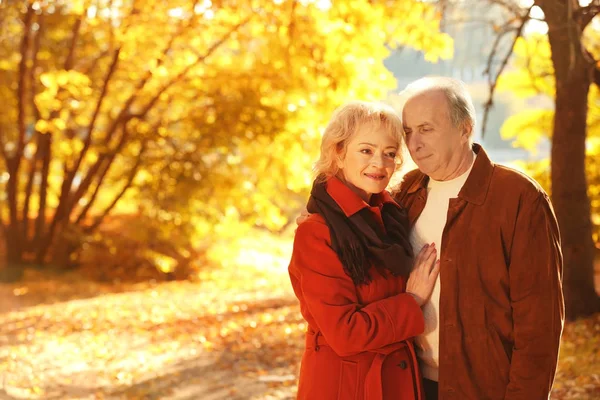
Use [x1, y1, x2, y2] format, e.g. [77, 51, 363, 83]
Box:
[315, 345, 320, 351]
[397, 361, 407, 369]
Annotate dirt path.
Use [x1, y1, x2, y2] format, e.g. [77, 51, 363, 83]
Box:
[0, 278, 304, 400]
[0, 238, 598, 399]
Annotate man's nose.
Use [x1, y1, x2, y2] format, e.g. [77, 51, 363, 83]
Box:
[407, 134, 421, 152]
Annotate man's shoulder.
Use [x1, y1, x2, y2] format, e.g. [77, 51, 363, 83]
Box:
[391, 168, 424, 196]
[491, 163, 548, 198]
[401, 168, 424, 184]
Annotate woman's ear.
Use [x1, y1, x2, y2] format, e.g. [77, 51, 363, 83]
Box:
[335, 143, 345, 169]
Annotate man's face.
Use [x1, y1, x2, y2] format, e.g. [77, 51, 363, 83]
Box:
[402, 90, 469, 180]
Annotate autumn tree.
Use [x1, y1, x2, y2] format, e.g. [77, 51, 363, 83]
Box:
[0, 0, 452, 280]
[479, 0, 600, 319]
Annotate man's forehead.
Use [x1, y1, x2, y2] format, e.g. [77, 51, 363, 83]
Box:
[402, 91, 448, 122]
[405, 89, 446, 108]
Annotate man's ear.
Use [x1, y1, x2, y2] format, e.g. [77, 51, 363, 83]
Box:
[461, 122, 472, 143]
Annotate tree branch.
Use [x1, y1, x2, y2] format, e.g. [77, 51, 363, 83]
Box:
[8, 4, 35, 261]
[22, 12, 45, 246]
[64, 14, 83, 70]
[487, 0, 525, 16]
[102, 13, 194, 145]
[584, 48, 600, 87]
[577, 0, 600, 30]
[16, 5, 35, 165]
[29, 12, 43, 122]
[134, 16, 253, 120]
[74, 156, 112, 225]
[63, 47, 121, 202]
[33, 133, 51, 258]
[82, 140, 148, 231]
[481, 7, 531, 138]
[67, 120, 132, 218]
[21, 135, 39, 247]
[77, 0, 132, 74]
[0, 124, 9, 164]
[63, 10, 202, 220]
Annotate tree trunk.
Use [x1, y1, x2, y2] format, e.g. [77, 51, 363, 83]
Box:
[1, 229, 26, 282]
[542, 0, 600, 319]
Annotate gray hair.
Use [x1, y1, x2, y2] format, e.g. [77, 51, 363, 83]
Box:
[400, 76, 476, 140]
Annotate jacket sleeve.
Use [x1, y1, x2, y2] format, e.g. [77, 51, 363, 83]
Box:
[289, 218, 425, 357]
[504, 192, 564, 400]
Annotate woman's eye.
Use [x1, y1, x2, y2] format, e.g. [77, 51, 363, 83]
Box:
[386, 152, 397, 158]
[360, 149, 372, 154]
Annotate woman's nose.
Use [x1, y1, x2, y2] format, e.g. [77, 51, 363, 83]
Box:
[370, 153, 385, 167]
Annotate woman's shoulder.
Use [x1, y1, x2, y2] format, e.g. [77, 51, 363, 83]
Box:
[295, 213, 329, 239]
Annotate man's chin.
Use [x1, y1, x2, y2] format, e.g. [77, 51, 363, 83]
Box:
[414, 162, 433, 175]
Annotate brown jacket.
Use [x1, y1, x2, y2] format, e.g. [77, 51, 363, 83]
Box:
[392, 144, 564, 400]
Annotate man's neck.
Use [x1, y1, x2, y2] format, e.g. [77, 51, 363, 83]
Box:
[432, 148, 475, 182]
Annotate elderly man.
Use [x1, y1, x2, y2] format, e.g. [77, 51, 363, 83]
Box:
[393, 76, 564, 399]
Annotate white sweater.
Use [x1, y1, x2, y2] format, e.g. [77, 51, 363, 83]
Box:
[409, 157, 475, 381]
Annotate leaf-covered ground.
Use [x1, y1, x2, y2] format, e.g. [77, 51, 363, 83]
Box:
[0, 233, 599, 399]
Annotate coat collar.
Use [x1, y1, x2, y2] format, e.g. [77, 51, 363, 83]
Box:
[326, 176, 397, 217]
[404, 143, 494, 206]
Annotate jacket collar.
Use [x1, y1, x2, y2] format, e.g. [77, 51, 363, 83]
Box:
[405, 143, 494, 205]
[326, 176, 397, 217]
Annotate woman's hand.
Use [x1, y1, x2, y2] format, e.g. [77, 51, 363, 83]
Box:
[406, 243, 440, 306]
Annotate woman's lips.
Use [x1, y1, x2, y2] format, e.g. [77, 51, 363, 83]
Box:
[365, 173, 385, 181]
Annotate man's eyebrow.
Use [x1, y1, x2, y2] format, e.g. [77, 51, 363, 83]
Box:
[404, 122, 432, 129]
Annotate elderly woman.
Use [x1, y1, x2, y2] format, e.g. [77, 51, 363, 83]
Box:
[288, 101, 439, 400]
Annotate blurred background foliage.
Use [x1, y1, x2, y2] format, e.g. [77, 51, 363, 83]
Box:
[0, 0, 598, 293]
[0, 0, 452, 280]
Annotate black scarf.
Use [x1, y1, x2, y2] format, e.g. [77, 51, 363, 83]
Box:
[307, 179, 414, 286]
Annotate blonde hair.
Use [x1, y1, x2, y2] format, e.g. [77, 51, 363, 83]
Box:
[313, 101, 405, 182]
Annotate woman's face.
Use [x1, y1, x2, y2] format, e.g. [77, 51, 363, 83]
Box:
[336, 122, 399, 202]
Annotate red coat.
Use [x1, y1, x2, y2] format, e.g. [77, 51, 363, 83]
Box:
[289, 177, 426, 400]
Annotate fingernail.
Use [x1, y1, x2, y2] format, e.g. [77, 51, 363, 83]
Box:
[430, 242, 435, 247]
[423, 244, 429, 249]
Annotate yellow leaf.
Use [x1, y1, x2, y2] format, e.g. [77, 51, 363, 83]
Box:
[35, 120, 50, 133]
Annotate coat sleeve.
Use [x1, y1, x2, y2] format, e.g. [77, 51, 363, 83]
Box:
[289, 218, 425, 357]
[504, 191, 564, 400]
